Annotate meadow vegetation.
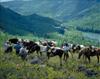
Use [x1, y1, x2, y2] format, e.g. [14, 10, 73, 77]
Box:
[0, 31, 100, 79]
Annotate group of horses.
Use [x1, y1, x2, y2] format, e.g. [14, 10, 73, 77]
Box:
[4, 38, 100, 66]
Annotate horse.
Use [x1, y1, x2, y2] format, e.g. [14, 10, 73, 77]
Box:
[4, 41, 13, 53]
[29, 44, 41, 56]
[78, 46, 100, 63]
[71, 44, 83, 53]
[5, 46, 13, 53]
[39, 40, 57, 47]
[9, 38, 19, 44]
[47, 47, 65, 66]
[92, 48, 100, 63]
[21, 40, 49, 57]
[22, 41, 40, 55]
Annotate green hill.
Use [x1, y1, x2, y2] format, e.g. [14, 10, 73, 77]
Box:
[0, 5, 63, 36]
[65, 3, 100, 34]
[1, 0, 99, 21]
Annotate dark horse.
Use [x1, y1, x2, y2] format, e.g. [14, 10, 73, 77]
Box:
[23, 41, 41, 56]
[78, 47, 100, 63]
[29, 44, 41, 56]
[47, 47, 65, 66]
[5, 46, 13, 53]
[9, 38, 19, 44]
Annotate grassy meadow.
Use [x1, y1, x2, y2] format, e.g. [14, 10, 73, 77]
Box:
[0, 34, 100, 79]
[0, 46, 100, 79]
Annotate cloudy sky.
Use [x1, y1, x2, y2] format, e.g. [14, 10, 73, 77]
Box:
[0, 0, 31, 2]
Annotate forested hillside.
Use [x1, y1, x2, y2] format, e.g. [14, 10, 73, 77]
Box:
[1, 0, 99, 21]
[65, 3, 100, 34]
[0, 5, 63, 36]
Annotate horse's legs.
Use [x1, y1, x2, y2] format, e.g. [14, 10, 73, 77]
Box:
[46, 53, 50, 65]
[47, 52, 50, 59]
[63, 52, 68, 61]
[65, 53, 69, 61]
[87, 56, 91, 63]
[70, 52, 73, 58]
[47, 55, 50, 60]
[60, 57, 62, 66]
[63, 53, 66, 61]
[83, 55, 86, 63]
[36, 51, 39, 57]
[59, 53, 63, 66]
[40, 52, 42, 56]
[97, 55, 99, 63]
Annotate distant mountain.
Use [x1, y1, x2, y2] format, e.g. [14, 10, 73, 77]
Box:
[1, 0, 100, 21]
[65, 3, 100, 34]
[0, 5, 30, 35]
[0, 5, 63, 36]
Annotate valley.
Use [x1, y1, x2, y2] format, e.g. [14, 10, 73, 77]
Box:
[0, 0, 100, 79]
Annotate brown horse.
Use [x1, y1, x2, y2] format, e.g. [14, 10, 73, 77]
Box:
[22, 41, 41, 56]
[47, 47, 66, 66]
[78, 47, 100, 63]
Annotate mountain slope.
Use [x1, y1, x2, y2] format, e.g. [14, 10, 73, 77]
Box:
[0, 5, 30, 35]
[1, 0, 100, 21]
[65, 3, 100, 34]
[0, 5, 62, 36]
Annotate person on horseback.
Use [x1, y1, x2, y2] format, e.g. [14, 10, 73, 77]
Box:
[62, 43, 70, 61]
[14, 42, 22, 55]
[19, 46, 28, 60]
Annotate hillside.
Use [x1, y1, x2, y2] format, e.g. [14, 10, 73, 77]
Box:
[0, 29, 100, 79]
[62, 3, 100, 43]
[1, 0, 99, 21]
[0, 1, 100, 79]
[65, 3, 100, 34]
[0, 5, 63, 36]
[0, 30, 100, 79]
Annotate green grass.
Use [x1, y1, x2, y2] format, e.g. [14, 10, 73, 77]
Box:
[0, 31, 100, 79]
[0, 47, 100, 79]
